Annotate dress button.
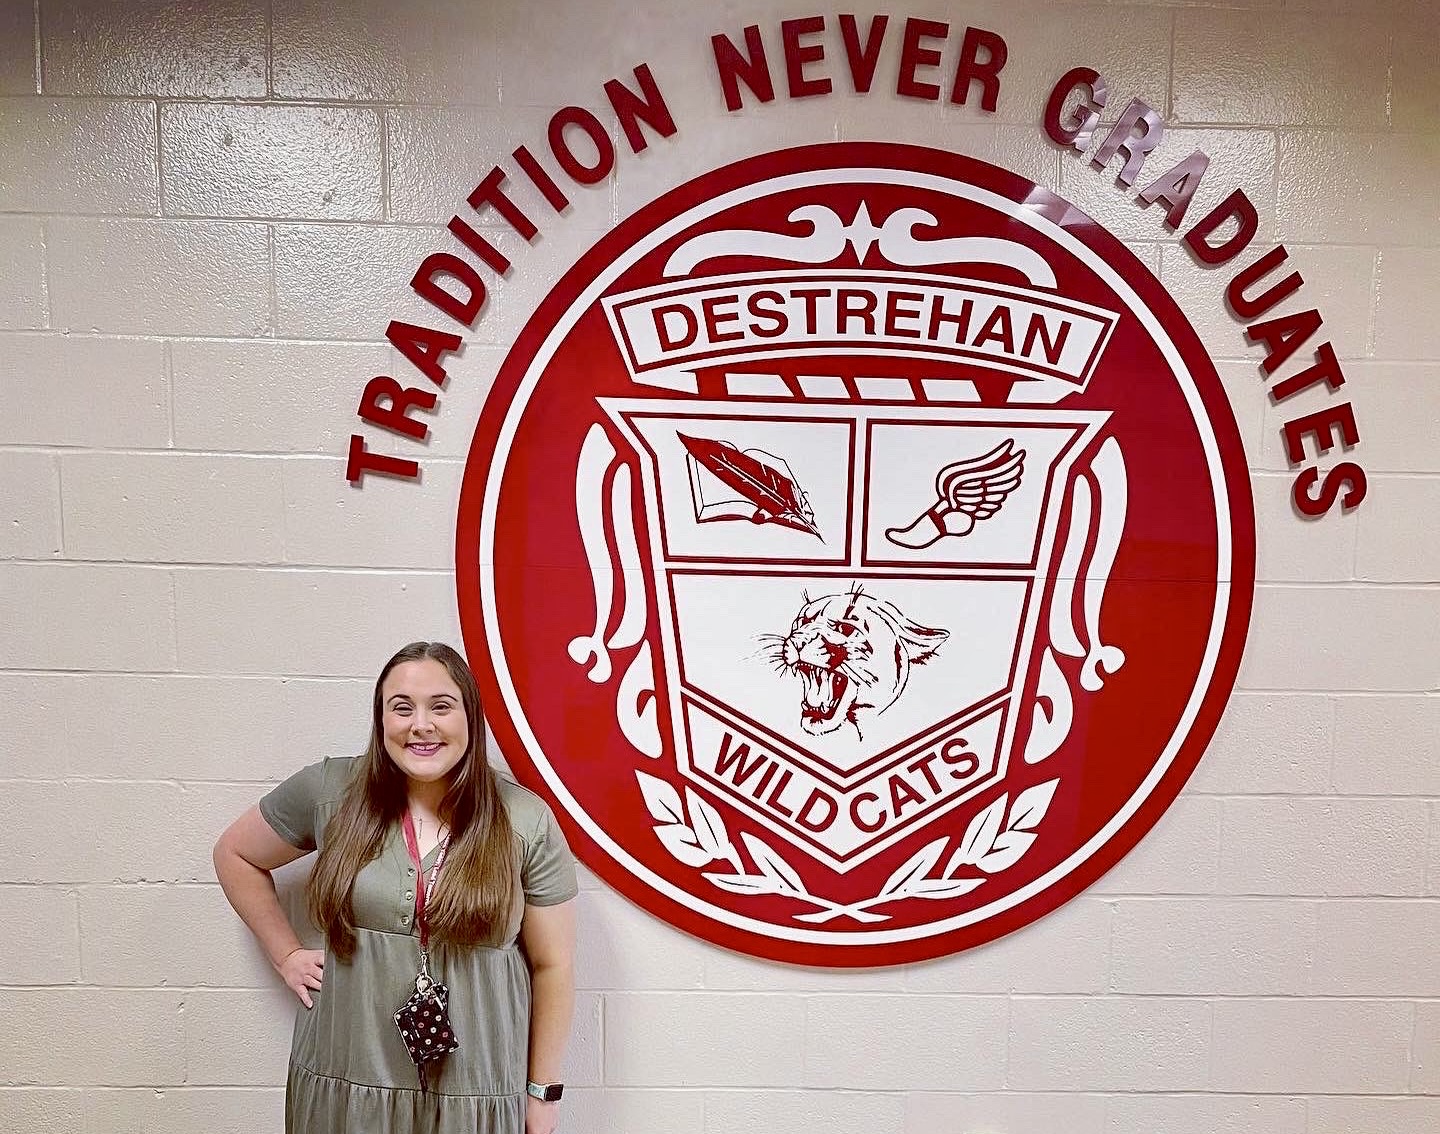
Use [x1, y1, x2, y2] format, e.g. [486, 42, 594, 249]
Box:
[407, 867, 416, 876]
[404, 891, 414, 901]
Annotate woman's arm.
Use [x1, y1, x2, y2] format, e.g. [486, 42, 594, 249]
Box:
[520, 897, 577, 1134]
[213, 804, 323, 1006]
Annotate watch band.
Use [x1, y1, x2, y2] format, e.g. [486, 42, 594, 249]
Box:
[526, 1080, 564, 1102]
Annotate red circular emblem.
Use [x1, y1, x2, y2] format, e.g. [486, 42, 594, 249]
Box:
[457, 143, 1254, 965]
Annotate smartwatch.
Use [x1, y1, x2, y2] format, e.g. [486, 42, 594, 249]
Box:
[526, 1080, 564, 1102]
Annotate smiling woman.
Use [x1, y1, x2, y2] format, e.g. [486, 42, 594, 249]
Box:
[380, 661, 471, 788]
[212, 642, 579, 1134]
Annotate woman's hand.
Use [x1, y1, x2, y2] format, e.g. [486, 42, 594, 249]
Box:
[525, 1095, 560, 1134]
[275, 947, 325, 1008]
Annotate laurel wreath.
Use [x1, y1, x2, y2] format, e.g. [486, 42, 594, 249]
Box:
[636, 771, 1059, 924]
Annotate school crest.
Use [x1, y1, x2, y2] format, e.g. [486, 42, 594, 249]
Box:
[457, 143, 1255, 965]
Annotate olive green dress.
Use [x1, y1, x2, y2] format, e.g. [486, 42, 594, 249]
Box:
[259, 757, 578, 1134]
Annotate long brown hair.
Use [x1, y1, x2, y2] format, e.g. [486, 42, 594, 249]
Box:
[307, 642, 516, 959]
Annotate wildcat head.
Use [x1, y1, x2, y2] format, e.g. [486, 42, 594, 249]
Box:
[765, 587, 949, 738]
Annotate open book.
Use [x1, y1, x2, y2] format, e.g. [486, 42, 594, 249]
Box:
[678, 433, 820, 538]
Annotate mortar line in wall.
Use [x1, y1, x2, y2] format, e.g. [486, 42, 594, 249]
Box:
[0, 210, 445, 229]
[0, 93, 512, 112]
[0, 667, 396, 679]
[1261, 579, 1440, 590]
[0, 210, 562, 235]
[1247, 470, 1440, 481]
[1165, 10, 1176, 121]
[1234, 688, 1440, 696]
[1049, 893, 1440, 903]
[0, 557, 462, 573]
[691, 1089, 1415, 1099]
[1384, 28, 1395, 131]
[1251, 476, 1440, 498]
[0, 448, 469, 465]
[2, 881, 229, 889]
[1185, 790, 1440, 800]
[1098, 890, 1440, 902]
[30, 0, 40, 94]
[5, 1087, 285, 1095]
[1000, 993, 1440, 1003]
[0, 329, 404, 347]
[32, 1080, 268, 1092]
[32, 780, 313, 793]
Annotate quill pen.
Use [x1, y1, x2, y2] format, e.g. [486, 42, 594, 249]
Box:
[678, 433, 821, 537]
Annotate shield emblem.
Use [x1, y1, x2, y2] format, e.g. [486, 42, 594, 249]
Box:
[603, 397, 1108, 871]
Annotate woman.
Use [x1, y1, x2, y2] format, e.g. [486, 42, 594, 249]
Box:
[214, 642, 577, 1134]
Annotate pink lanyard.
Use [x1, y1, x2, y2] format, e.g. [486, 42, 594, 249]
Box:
[400, 811, 449, 950]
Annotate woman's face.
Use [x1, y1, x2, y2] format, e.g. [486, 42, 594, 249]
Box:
[380, 658, 470, 789]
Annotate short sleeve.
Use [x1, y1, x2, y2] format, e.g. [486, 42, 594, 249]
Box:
[521, 803, 579, 907]
[258, 760, 328, 851]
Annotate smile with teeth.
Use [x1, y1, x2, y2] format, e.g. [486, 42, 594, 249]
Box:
[797, 662, 853, 730]
[407, 741, 443, 756]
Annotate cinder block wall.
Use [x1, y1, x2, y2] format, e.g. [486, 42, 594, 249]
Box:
[2, 2, 1438, 1131]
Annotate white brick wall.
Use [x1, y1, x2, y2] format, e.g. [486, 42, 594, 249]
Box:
[0, 97, 159, 213]
[0, 216, 47, 327]
[48, 217, 273, 336]
[2, 1, 1438, 1131]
